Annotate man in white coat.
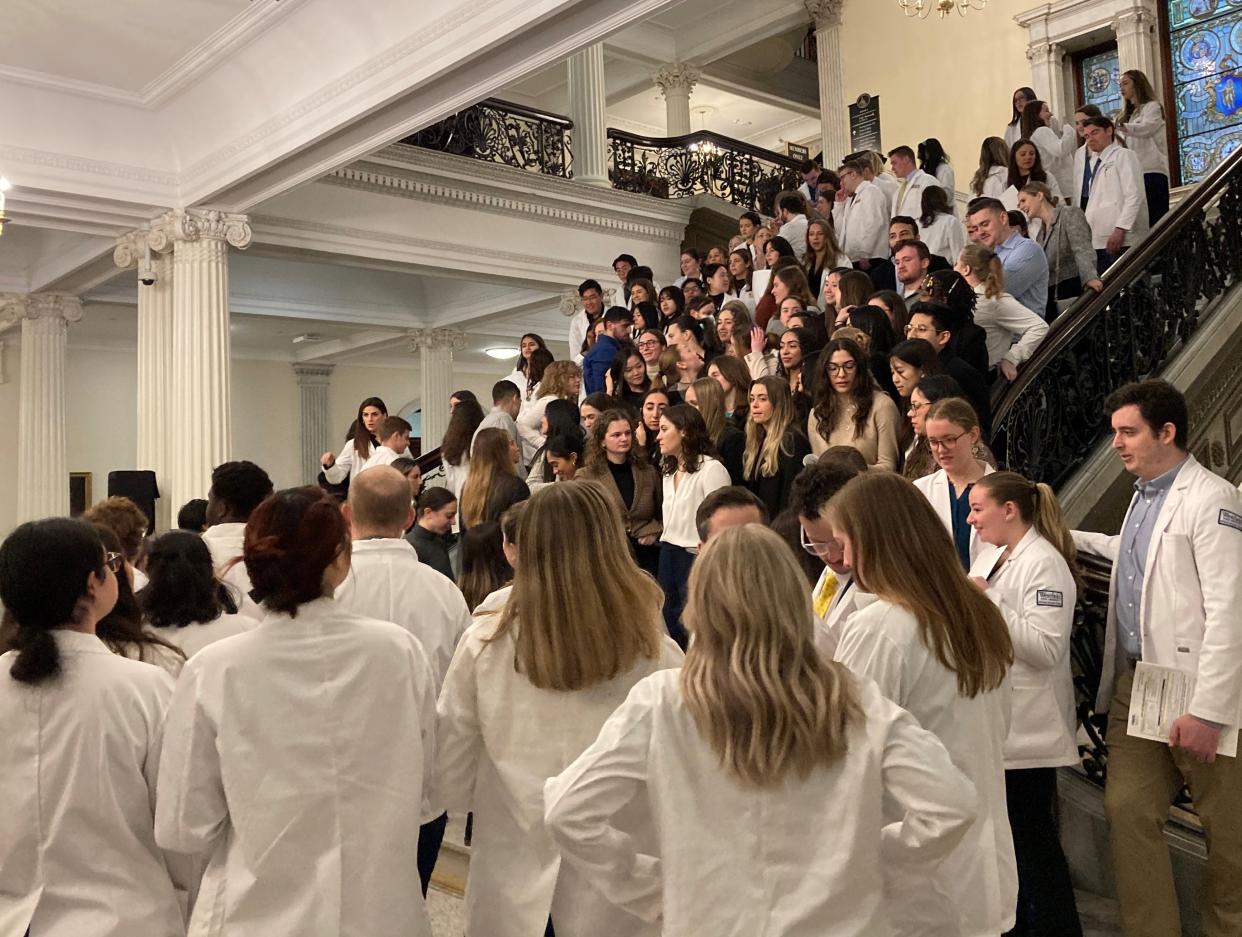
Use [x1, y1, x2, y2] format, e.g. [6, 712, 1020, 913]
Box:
[887, 145, 937, 221]
[1073, 379, 1242, 937]
[358, 416, 413, 474]
[337, 466, 472, 895]
[201, 459, 273, 616]
[1074, 115, 1149, 274]
[833, 158, 891, 270]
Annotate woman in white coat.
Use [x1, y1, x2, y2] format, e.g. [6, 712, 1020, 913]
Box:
[915, 396, 995, 569]
[155, 487, 438, 937]
[1021, 99, 1078, 204]
[1116, 69, 1171, 224]
[829, 471, 1018, 937]
[967, 472, 1084, 936]
[321, 396, 387, 484]
[436, 481, 683, 937]
[0, 518, 186, 937]
[545, 523, 978, 937]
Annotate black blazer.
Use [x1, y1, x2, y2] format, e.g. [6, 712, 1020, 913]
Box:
[744, 429, 813, 518]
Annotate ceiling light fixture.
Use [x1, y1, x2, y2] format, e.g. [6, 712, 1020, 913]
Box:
[898, 0, 987, 19]
[485, 347, 517, 359]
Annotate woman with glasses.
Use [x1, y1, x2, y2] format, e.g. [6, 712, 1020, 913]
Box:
[743, 376, 813, 517]
[1, 519, 187, 937]
[636, 328, 667, 381]
[915, 397, 995, 569]
[808, 338, 901, 470]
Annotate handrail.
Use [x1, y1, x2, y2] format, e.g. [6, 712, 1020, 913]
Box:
[989, 144, 1242, 487]
[399, 98, 574, 179]
[605, 127, 803, 170]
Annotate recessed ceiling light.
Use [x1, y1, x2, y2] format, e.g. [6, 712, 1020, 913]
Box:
[485, 347, 517, 360]
[292, 333, 323, 344]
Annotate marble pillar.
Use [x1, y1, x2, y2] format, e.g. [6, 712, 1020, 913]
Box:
[806, 0, 850, 165]
[568, 43, 610, 186]
[408, 328, 465, 454]
[654, 63, 701, 137]
[294, 363, 335, 484]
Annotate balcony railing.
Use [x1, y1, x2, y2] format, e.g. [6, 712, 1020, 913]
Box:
[402, 98, 802, 214]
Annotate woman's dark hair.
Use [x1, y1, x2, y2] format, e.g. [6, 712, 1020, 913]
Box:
[657, 285, 686, 325]
[457, 521, 511, 612]
[812, 338, 878, 438]
[177, 498, 209, 532]
[794, 313, 830, 353]
[450, 389, 478, 406]
[912, 373, 965, 405]
[244, 487, 350, 617]
[441, 397, 486, 466]
[417, 486, 457, 515]
[920, 269, 978, 318]
[525, 347, 554, 396]
[918, 138, 948, 176]
[766, 236, 797, 260]
[583, 392, 623, 414]
[351, 397, 388, 460]
[659, 403, 716, 476]
[836, 270, 874, 310]
[777, 326, 815, 380]
[1006, 138, 1050, 191]
[139, 531, 237, 629]
[890, 338, 944, 376]
[517, 334, 549, 377]
[0, 519, 105, 685]
[869, 289, 909, 334]
[919, 184, 953, 227]
[633, 300, 658, 332]
[1010, 86, 1036, 125]
[668, 315, 705, 348]
[92, 524, 184, 665]
[849, 306, 898, 358]
[545, 432, 585, 463]
[543, 398, 581, 441]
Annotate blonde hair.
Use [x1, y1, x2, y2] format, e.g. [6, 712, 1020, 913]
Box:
[540, 360, 581, 400]
[926, 396, 980, 433]
[974, 472, 1083, 591]
[682, 524, 863, 786]
[1020, 180, 1058, 208]
[652, 346, 681, 390]
[690, 377, 727, 439]
[829, 472, 1013, 697]
[744, 376, 797, 479]
[490, 482, 664, 691]
[958, 243, 1005, 300]
[460, 428, 515, 527]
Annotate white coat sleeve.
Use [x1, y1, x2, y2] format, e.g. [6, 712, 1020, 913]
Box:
[544, 678, 662, 924]
[745, 350, 775, 380]
[1031, 127, 1062, 177]
[834, 613, 908, 705]
[408, 636, 441, 823]
[155, 665, 230, 857]
[996, 294, 1049, 366]
[989, 555, 1075, 670]
[876, 696, 978, 863]
[1072, 529, 1121, 561]
[434, 636, 484, 813]
[1114, 152, 1143, 232]
[1186, 486, 1242, 726]
[517, 398, 549, 453]
[323, 444, 354, 485]
[142, 671, 200, 912]
[1119, 103, 1165, 141]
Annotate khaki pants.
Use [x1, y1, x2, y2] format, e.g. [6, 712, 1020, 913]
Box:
[1104, 664, 1242, 937]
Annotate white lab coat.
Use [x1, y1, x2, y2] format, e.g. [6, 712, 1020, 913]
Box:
[914, 464, 997, 566]
[443, 455, 469, 497]
[833, 180, 890, 263]
[517, 394, 557, 466]
[151, 611, 257, 661]
[1116, 101, 1170, 177]
[357, 443, 406, 474]
[972, 284, 1049, 368]
[322, 440, 373, 485]
[435, 615, 683, 937]
[155, 598, 438, 937]
[544, 669, 977, 937]
[1000, 173, 1062, 212]
[778, 213, 810, 256]
[834, 594, 1017, 937]
[889, 169, 937, 221]
[934, 161, 957, 202]
[1030, 123, 1078, 203]
[811, 567, 863, 659]
[200, 522, 260, 619]
[970, 529, 1079, 768]
[920, 212, 965, 264]
[333, 537, 471, 692]
[979, 165, 1008, 200]
[0, 631, 185, 937]
[1074, 142, 1150, 249]
[1004, 121, 1022, 149]
[1073, 456, 1242, 725]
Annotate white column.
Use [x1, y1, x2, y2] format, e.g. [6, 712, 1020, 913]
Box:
[6, 293, 82, 521]
[165, 209, 251, 513]
[294, 363, 334, 484]
[806, 0, 850, 165]
[1113, 4, 1163, 96]
[115, 226, 174, 529]
[568, 43, 610, 186]
[654, 63, 700, 137]
[1026, 41, 1071, 128]
[408, 328, 465, 453]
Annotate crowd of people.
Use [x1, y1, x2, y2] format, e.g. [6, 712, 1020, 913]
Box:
[3, 76, 1238, 937]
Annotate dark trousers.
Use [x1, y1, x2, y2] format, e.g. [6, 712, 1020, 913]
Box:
[632, 539, 661, 578]
[1096, 247, 1128, 276]
[417, 812, 448, 897]
[1003, 767, 1082, 937]
[657, 543, 695, 648]
[1145, 172, 1170, 226]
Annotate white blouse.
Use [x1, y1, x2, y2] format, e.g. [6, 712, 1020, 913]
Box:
[659, 456, 732, 549]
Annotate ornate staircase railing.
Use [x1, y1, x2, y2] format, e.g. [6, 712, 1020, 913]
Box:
[990, 145, 1242, 488]
[400, 98, 573, 178]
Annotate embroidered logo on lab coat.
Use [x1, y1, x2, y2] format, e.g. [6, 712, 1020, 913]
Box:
[1035, 590, 1064, 607]
[1218, 509, 1242, 532]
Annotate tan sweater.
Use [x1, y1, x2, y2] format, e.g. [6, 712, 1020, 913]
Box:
[806, 391, 902, 470]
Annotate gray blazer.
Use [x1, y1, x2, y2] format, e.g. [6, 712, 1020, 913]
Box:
[1038, 204, 1098, 287]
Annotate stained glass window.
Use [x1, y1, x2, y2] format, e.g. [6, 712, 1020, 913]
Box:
[1167, 0, 1242, 182]
[1080, 49, 1123, 116]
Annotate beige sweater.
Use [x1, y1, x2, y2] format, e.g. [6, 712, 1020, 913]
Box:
[806, 391, 902, 470]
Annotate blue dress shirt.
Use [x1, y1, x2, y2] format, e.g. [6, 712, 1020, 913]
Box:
[994, 231, 1050, 318]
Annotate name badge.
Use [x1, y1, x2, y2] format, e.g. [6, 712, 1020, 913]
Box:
[1036, 590, 1064, 608]
[1219, 509, 1242, 532]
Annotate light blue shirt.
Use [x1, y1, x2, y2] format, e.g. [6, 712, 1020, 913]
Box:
[994, 231, 1049, 318]
[1114, 458, 1187, 658]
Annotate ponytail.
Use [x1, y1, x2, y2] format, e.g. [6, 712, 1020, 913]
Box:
[959, 243, 1005, 300]
[10, 627, 61, 685]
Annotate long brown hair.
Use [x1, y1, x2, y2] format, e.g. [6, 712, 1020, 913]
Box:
[682, 524, 862, 785]
[490, 483, 665, 690]
[774, 266, 818, 308]
[539, 360, 581, 400]
[971, 137, 1009, 196]
[958, 243, 1004, 300]
[659, 404, 716, 476]
[1118, 69, 1159, 126]
[581, 408, 647, 475]
[812, 338, 877, 439]
[974, 472, 1083, 591]
[805, 218, 843, 274]
[351, 397, 387, 460]
[744, 376, 797, 479]
[829, 472, 1012, 697]
[460, 428, 517, 527]
[441, 397, 485, 466]
[689, 377, 727, 439]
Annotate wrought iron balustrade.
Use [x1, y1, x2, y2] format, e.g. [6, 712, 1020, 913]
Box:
[608, 128, 802, 214]
[1072, 553, 1112, 784]
[990, 146, 1242, 488]
[400, 99, 573, 178]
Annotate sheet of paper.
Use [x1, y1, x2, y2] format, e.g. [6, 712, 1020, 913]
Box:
[1127, 662, 1238, 757]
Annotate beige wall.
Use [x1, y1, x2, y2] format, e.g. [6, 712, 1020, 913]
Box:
[838, 0, 1033, 192]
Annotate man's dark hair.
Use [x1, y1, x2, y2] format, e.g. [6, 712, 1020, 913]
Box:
[893, 239, 931, 263]
[612, 254, 638, 269]
[1105, 380, 1189, 450]
[417, 486, 458, 515]
[603, 305, 633, 325]
[838, 158, 867, 175]
[681, 277, 704, 292]
[739, 210, 762, 226]
[817, 170, 841, 190]
[790, 461, 865, 520]
[890, 215, 919, 235]
[966, 196, 1007, 218]
[209, 461, 273, 519]
[578, 278, 602, 296]
[887, 145, 916, 162]
[1007, 210, 1029, 237]
[908, 300, 962, 336]
[378, 416, 412, 440]
[1082, 115, 1115, 132]
[628, 265, 654, 284]
[492, 381, 521, 404]
[778, 193, 807, 215]
[695, 486, 770, 542]
[799, 158, 819, 174]
[390, 457, 419, 476]
[177, 498, 208, 532]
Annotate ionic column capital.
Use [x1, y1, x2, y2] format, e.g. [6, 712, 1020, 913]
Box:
[654, 63, 701, 97]
[292, 362, 336, 385]
[407, 327, 466, 354]
[1025, 40, 1064, 65]
[158, 208, 253, 249]
[805, 0, 845, 29]
[5, 293, 83, 325]
[1112, 5, 1156, 35]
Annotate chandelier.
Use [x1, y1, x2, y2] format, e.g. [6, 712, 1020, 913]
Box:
[898, 0, 987, 18]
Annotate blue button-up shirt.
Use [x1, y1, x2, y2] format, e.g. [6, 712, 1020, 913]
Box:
[1115, 459, 1187, 658]
[994, 231, 1050, 317]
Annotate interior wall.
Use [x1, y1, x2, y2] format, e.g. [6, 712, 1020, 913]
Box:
[838, 0, 1033, 188]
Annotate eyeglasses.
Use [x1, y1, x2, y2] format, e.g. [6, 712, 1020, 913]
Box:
[825, 361, 857, 374]
[905, 323, 940, 338]
[104, 551, 124, 573]
[927, 430, 970, 450]
[908, 400, 930, 412]
[637, 339, 661, 349]
[799, 526, 836, 556]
